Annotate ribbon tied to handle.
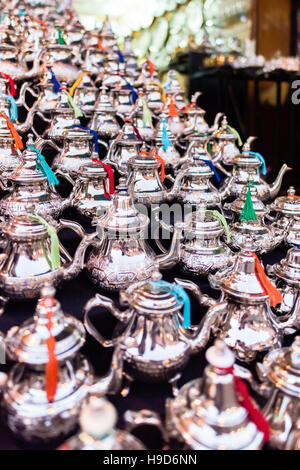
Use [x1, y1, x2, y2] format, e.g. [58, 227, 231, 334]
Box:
[142, 98, 152, 126]
[149, 279, 191, 329]
[48, 67, 62, 94]
[169, 97, 178, 118]
[161, 119, 171, 152]
[222, 366, 270, 442]
[227, 125, 243, 147]
[56, 26, 66, 45]
[249, 251, 282, 307]
[0, 93, 18, 122]
[140, 151, 165, 182]
[0, 112, 23, 149]
[151, 81, 166, 103]
[69, 71, 87, 97]
[0, 73, 16, 97]
[146, 58, 155, 76]
[41, 296, 58, 403]
[244, 151, 267, 176]
[28, 213, 61, 271]
[122, 77, 137, 104]
[91, 157, 114, 199]
[27, 144, 59, 188]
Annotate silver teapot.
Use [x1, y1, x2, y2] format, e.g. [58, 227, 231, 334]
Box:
[0, 134, 69, 220]
[143, 79, 165, 115]
[0, 113, 23, 175]
[0, 213, 92, 303]
[154, 113, 184, 171]
[113, 80, 134, 118]
[212, 116, 241, 165]
[72, 71, 98, 116]
[224, 183, 269, 221]
[68, 159, 113, 218]
[220, 140, 291, 201]
[89, 85, 120, 140]
[126, 340, 266, 450]
[40, 42, 80, 83]
[194, 250, 300, 362]
[158, 208, 234, 275]
[269, 186, 300, 238]
[106, 119, 143, 175]
[131, 91, 155, 141]
[163, 69, 186, 111]
[0, 41, 41, 81]
[84, 179, 158, 291]
[84, 270, 218, 395]
[247, 336, 300, 449]
[2, 285, 93, 442]
[58, 396, 145, 450]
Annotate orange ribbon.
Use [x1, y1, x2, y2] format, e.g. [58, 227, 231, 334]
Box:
[288, 194, 300, 199]
[43, 297, 58, 403]
[169, 97, 178, 118]
[34, 19, 48, 33]
[250, 251, 282, 307]
[141, 151, 165, 182]
[146, 57, 155, 76]
[0, 113, 23, 149]
[97, 38, 104, 50]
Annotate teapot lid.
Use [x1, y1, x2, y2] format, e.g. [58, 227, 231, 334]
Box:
[2, 212, 49, 240]
[286, 218, 300, 246]
[217, 251, 269, 302]
[214, 116, 236, 140]
[263, 337, 300, 397]
[168, 340, 264, 450]
[97, 178, 148, 233]
[125, 271, 183, 315]
[63, 126, 93, 141]
[227, 185, 267, 217]
[117, 119, 143, 146]
[79, 396, 117, 438]
[273, 246, 300, 284]
[79, 160, 108, 178]
[128, 145, 160, 168]
[233, 141, 260, 167]
[272, 187, 300, 216]
[9, 134, 47, 184]
[95, 86, 115, 113]
[6, 286, 86, 365]
[182, 208, 226, 239]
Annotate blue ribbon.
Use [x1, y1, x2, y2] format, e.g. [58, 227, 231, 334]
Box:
[164, 81, 172, 91]
[6, 95, 18, 122]
[27, 145, 59, 188]
[150, 280, 191, 329]
[117, 50, 125, 63]
[244, 151, 267, 176]
[293, 245, 300, 250]
[199, 158, 221, 183]
[123, 77, 137, 104]
[161, 119, 171, 151]
[49, 69, 62, 94]
[71, 125, 99, 153]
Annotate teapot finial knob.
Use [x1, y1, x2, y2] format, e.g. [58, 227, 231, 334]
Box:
[205, 339, 235, 369]
[40, 284, 56, 299]
[288, 186, 295, 197]
[26, 133, 35, 146]
[151, 270, 162, 282]
[79, 396, 117, 438]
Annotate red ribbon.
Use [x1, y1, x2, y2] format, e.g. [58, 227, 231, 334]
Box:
[42, 297, 58, 403]
[92, 158, 114, 199]
[132, 123, 144, 142]
[224, 367, 270, 442]
[1, 73, 16, 97]
[146, 57, 155, 76]
[169, 97, 178, 118]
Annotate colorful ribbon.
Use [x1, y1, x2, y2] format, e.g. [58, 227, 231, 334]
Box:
[223, 366, 270, 442]
[227, 125, 243, 146]
[56, 26, 65, 45]
[122, 77, 137, 104]
[0, 73, 16, 97]
[69, 71, 87, 97]
[28, 213, 61, 271]
[142, 98, 152, 126]
[244, 151, 267, 176]
[151, 81, 166, 103]
[146, 58, 155, 76]
[169, 97, 178, 118]
[62, 90, 83, 118]
[91, 157, 114, 199]
[141, 151, 165, 182]
[131, 122, 144, 142]
[250, 251, 283, 307]
[150, 280, 191, 329]
[27, 144, 59, 188]
[41, 296, 58, 403]
[0, 112, 23, 149]
[97, 37, 104, 50]
[161, 119, 171, 151]
[117, 50, 125, 63]
[49, 68, 62, 94]
[240, 182, 257, 222]
[199, 159, 221, 183]
[0, 93, 18, 122]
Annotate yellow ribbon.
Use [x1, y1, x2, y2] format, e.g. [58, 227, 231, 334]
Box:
[69, 71, 87, 97]
[151, 81, 166, 103]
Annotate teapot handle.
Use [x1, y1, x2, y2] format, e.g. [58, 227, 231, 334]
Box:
[174, 278, 216, 308]
[55, 169, 75, 186]
[84, 293, 132, 348]
[124, 409, 169, 445]
[55, 219, 87, 264]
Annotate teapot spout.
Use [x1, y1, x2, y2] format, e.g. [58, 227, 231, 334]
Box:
[219, 175, 234, 199]
[269, 163, 292, 199]
[15, 103, 37, 133]
[209, 112, 223, 133]
[189, 301, 224, 354]
[167, 170, 186, 200]
[24, 49, 42, 80]
[157, 225, 182, 269]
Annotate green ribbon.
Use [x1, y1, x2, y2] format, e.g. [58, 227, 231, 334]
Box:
[142, 98, 152, 126]
[63, 90, 83, 118]
[227, 125, 243, 147]
[197, 209, 231, 243]
[28, 213, 61, 271]
[56, 27, 66, 45]
[240, 182, 257, 222]
[27, 145, 59, 189]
